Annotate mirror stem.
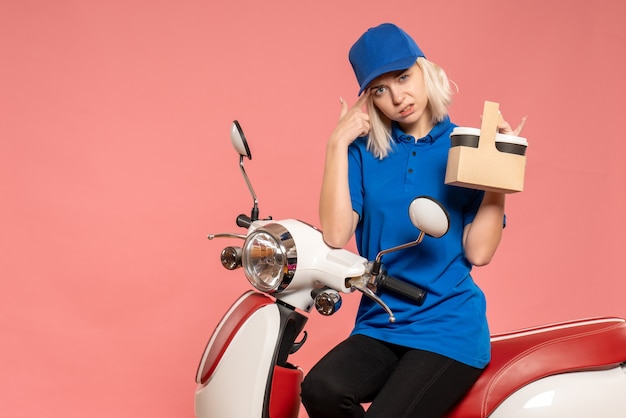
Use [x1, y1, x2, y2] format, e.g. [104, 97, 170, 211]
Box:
[239, 155, 259, 221]
[370, 232, 425, 279]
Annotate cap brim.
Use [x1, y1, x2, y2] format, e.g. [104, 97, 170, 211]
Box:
[358, 56, 418, 95]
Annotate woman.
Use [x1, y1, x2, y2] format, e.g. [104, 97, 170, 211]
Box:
[300, 23, 525, 418]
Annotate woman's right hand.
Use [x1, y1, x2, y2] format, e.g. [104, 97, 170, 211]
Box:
[330, 89, 372, 148]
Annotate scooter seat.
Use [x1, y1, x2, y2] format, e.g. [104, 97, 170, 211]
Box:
[444, 316, 626, 418]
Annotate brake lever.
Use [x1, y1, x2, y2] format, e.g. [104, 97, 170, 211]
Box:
[348, 278, 396, 323]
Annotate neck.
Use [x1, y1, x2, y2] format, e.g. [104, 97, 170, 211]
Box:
[398, 118, 434, 139]
[398, 107, 434, 139]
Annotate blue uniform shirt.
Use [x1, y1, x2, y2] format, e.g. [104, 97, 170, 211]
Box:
[347, 117, 491, 368]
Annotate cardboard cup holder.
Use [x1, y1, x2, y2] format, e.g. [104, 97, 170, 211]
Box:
[445, 101, 528, 193]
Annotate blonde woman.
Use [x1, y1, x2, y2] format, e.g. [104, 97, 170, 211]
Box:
[301, 23, 525, 418]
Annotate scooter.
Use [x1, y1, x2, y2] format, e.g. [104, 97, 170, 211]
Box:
[194, 121, 626, 418]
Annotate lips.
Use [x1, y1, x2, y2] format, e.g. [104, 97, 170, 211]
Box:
[399, 104, 414, 117]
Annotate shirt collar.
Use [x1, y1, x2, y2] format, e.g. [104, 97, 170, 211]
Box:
[391, 116, 452, 144]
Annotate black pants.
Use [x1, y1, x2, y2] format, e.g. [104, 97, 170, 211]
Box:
[301, 334, 483, 418]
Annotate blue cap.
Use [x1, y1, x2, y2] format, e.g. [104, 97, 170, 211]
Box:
[349, 23, 426, 95]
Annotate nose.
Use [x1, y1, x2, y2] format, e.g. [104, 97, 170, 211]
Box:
[390, 87, 404, 105]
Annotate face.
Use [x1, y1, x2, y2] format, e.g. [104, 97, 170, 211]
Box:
[368, 63, 432, 137]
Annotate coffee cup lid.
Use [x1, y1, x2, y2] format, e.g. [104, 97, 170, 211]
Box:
[451, 126, 527, 146]
[496, 132, 528, 146]
[450, 127, 480, 136]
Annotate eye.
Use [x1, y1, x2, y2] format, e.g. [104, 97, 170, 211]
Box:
[398, 74, 409, 82]
[372, 86, 387, 97]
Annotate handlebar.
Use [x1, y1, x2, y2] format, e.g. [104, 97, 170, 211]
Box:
[377, 274, 427, 306]
[236, 213, 272, 228]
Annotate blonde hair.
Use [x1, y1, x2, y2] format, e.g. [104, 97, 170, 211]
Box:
[366, 57, 453, 159]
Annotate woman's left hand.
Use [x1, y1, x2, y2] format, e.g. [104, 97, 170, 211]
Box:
[498, 113, 527, 136]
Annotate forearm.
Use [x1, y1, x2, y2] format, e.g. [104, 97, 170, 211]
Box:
[319, 141, 357, 248]
[319, 94, 371, 248]
[463, 192, 506, 266]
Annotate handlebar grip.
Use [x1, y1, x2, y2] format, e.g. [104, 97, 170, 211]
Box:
[236, 214, 252, 228]
[378, 275, 427, 306]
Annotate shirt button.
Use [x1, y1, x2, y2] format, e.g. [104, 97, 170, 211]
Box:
[408, 168, 414, 174]
[412, 151, 416, 156]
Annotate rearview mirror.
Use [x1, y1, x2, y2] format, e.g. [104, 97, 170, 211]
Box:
[408, 196, 450, 238]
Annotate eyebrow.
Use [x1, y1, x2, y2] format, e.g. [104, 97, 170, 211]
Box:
[370, 69, 408, 89]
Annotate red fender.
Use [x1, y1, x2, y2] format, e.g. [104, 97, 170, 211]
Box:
[270, 365, 304, 418]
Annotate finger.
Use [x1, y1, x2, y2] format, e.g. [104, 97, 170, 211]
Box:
[339, 97, 349, 119]
[497, 122, 513, 135]
[354, 88, 371, 111]
[495, 111, 513, 134]
[512, 116, 528, 136]
[361, 120, 371, 137]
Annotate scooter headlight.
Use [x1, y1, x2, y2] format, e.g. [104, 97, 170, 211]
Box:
[242, 223, 296, 293]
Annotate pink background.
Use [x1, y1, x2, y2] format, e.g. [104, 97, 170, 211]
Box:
[2, 1, 625, 417]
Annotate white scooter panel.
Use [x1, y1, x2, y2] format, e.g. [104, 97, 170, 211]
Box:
[195, 291, 280, 417]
